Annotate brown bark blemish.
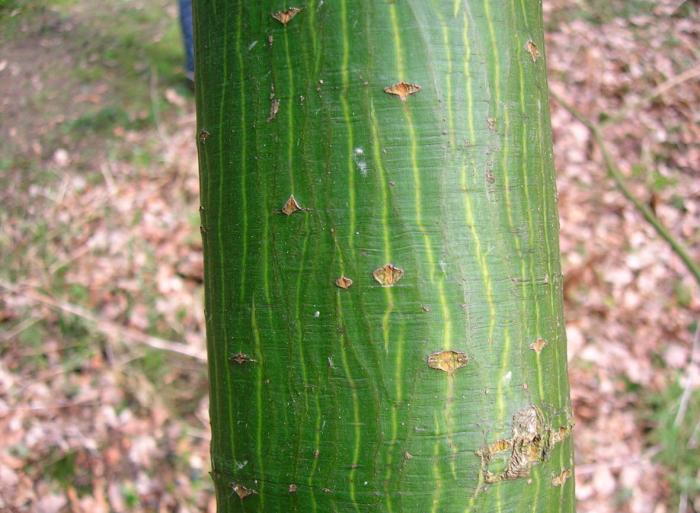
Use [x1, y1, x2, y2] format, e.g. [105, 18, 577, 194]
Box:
[487, 117, 497, 131]
[281, 194, 304, 215]
[198, 129, 210, 143]
[530, 337, 547, 354]
[229, 352, 254, 365]
[427, 350, 468, 374]
[288, 483, 298, 493]
[384, 81, 421, 101]
[271, 7, 302, 26]
[526, 40, 540, 62]
[551, 468, 571, 486]
[335, 276, 353, 289]
[550, 423, 573, 444]
[476, 405, 571, 484]
[372, 264, 404, 286]
[267, 97, 280, 122]
[231, 483, 256, 500]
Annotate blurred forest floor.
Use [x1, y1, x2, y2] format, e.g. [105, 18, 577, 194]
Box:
[0, 1, 698, 512]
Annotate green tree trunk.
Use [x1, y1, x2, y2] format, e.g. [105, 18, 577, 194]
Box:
[194, 1, 575, 512]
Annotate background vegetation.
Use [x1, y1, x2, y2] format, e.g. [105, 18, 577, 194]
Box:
[1, 0, 698, 512]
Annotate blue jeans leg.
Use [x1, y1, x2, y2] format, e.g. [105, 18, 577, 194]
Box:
[178, 0, 194, 75]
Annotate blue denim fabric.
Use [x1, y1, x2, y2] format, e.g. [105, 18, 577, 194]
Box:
[178, 0, 194, 74]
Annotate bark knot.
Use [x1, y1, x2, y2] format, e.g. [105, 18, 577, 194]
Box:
[427, 350, 469, 374]
[551, 468, 571, 487]
[272, 7, 302, 26]
[281, 194, 304, 215]
[229, 352, 254, 365]
[383, 81, 421, 101]
[526, 40, 540, 62]
[529, 337, 547, 354]
[335, 276, 353, 289]
[372, 264, 404, 286]
[231, 483, 256, 500]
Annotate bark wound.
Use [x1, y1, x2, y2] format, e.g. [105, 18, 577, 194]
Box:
[530, 337, 547, 354]
[551, 424, 573, 445]
[526, 40, 540, 62]
[427, 350, 468, 374]
[231, 483, 256, 500]
[288, 484, 298, 493]
[372, 264, 404, 286]
[476, 405, 572, 484]
[335, 276, 353, 289]
[384, 81, 421, 102]
[281, 195, 304, 215]
[267, 97, 280, 122]
[551, 468, 572, 487]
[229, 352, 254, 365]
[271, 7, 302, 26]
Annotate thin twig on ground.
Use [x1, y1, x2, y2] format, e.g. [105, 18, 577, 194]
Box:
[0, 280, 206, 362]
[0, 315, 43, 342]
[0, 397, 102, 416]
[602, 62, 700, 126]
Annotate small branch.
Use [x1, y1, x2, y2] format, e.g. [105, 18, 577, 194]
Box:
[0, 315, 43, 342]
[149, 66, 168, 145]
[688, 418, 700, 449]
[674, 322, 700, 428]
[0, 397, 102, 417]
[602, 62, 700, 126]
[678, 492, 688, 513]
[643, 63, 700, 105]
[551, 91, 700, 288]
[0, 280, 206, 362]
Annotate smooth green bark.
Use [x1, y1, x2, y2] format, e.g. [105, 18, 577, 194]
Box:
[194, 1, 575, 512]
